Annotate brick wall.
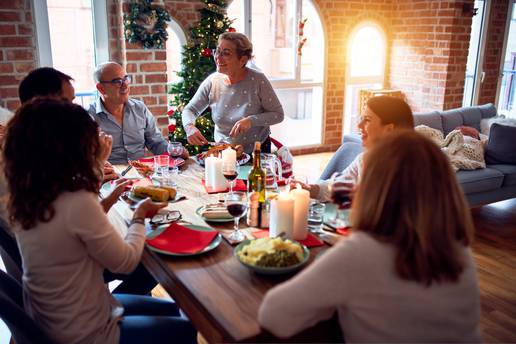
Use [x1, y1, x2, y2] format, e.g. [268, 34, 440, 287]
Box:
[478, 0, 511, 105]
[0, 0, 36, 110]
[389, 0, 474, 113]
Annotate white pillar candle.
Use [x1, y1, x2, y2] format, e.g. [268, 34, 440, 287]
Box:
[290, 184, 310, 240]
[209, 156, 227, 192]
[269, 191, 294, 239]
[221, 147, 237, 170]
[205, 155, 217, 188]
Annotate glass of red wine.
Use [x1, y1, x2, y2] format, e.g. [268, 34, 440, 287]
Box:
[225, 191, 248, 242]
[167, 141, 183, 175]
[222, 163, 239, 194]
[328, 172, 353, 229]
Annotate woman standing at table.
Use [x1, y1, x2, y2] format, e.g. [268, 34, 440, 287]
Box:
[259, 131, 481, 342]
[3, 98, 196, 344]
[182, 32, 284, 154]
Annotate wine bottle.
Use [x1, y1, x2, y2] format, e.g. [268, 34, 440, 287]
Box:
[247, 142, 266, 203]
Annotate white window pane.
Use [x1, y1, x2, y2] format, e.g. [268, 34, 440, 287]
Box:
[47, 0, 96, 93]
[251, 0, 296, 80]
[166, 22, 185, 85]
[300, 0, 324, 82]
[226, 0, 245, 33]
[271, 87, 323, 147]
[349, 26, 385, 78]
[344, 83, 381, 135]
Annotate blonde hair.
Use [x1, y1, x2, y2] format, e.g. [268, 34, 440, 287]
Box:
[351, 130, 474, 285]
[218, 32, 253, 59]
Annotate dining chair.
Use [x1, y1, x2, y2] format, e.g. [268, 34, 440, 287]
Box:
[0, 269, 55, 344]
[0, 218, 22, 283]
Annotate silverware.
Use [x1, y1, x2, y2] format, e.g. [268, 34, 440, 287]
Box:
[120, 165, 133, 176]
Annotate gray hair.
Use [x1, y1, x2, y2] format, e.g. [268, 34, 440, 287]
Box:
[218, 32, 253, 59]
[93, 62, 122, 83]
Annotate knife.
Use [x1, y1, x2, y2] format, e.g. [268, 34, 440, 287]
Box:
[120, 165, 133, 176]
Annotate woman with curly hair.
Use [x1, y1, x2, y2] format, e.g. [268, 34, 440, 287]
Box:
[3, 98, 196, 344]
[259, 131, 481, 342]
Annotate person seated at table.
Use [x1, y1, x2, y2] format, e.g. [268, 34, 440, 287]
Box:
[89, 61, 171, 164]
[181, 32, 284, 154]
[294, 96, 414, 201]
[3, 98, 197, 344]
[259, 131, 481, 342]
[18, 67, 119, 181]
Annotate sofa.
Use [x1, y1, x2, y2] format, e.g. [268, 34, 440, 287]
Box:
[320, 104, 516, 207]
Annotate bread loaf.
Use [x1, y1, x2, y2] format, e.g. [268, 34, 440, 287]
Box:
[160, 186, 177, 200]
[132, 186, 169, 202]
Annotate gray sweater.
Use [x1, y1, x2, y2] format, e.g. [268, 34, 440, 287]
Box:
[15, 190, 146, 344]
[259, 231, 481, 342]
[182, 68, 284, 153]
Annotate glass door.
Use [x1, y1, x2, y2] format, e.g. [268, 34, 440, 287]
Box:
[463, 0, 489, 107]
[497, 0, 516, 118]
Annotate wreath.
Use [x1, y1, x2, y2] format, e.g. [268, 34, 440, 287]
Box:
[124, 0, 171, 49]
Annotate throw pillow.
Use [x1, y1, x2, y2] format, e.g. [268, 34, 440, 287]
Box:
[485, 123, 516, 164]
[456, 125, 480, 139]
[480, 115, 516, 135]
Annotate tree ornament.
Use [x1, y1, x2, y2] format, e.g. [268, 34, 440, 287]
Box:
[228, 27, 236, 32]
[216, 20, 224, 29]
[202, 48, 213, 57]
[123, 0, 171, 49]
[297, 18, 308, 56]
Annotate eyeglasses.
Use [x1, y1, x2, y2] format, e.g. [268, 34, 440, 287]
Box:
[99, 75, 132, 87]
[213, 48, 234, 58]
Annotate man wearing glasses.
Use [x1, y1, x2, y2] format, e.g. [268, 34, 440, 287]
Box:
[88, 62, 168, 164]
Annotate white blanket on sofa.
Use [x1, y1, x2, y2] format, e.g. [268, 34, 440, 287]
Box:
[415, 125, 486, 171]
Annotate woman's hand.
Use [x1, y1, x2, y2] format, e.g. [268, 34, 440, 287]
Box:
[98, 131, 113, 164]
[100, 179, 132, 213]
[102, 161, 119, 182]
[229, 117, 252, 137]
[133, 198, 167, 220]
[185, 124, 208, 146]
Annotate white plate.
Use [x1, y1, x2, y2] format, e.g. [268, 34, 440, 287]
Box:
[195, 205, 234, 223]
[194, 152, 251, 166]
[127, 190, 185, 203]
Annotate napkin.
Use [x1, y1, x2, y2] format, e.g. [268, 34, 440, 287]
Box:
[201, 179, 247, 194]
[251, 229, 324, 248]
[146, 223, 218, 254]
[201, 204, 232, 220]
[138, 155, 185, 168]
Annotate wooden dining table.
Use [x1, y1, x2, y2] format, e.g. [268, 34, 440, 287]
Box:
[107, 159, 344, 343]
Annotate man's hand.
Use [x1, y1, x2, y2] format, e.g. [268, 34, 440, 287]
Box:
[229, 118, 252, 137]
[98, 131, 113, 163]
[100, 179, 132, 213]
[133, 198, 167, 220]
[102, 161, 118, 182]
[185, 124, 208, 146]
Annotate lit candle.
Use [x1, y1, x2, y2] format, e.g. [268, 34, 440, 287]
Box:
[205, 155, 217, 188]
[221, 147, 237, 170]
[290, 184, 310, 240]
[269, 191, 294, 239]
[207, 155, 226, 192]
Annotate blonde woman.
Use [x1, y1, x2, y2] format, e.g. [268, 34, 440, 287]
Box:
[259, 131, 481, 342]
[182, 32, 284, 153]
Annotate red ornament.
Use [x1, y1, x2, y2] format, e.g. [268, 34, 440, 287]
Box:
[202, 48, 212, 57]
[228, 27, 236, 32]
[168, 123, 176, 133]
[167, 108, 175, 116]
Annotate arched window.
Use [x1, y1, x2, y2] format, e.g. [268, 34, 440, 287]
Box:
[166, 19, 187, 88]
[227, 0, 325, 148]
[344, 23, 386, 135]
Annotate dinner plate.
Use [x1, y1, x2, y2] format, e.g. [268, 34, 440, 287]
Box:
[193, 152, 251, 167]
[234, 239, 310, 275]
[195, 205, 234, 223]
[127, 190, 185, 204]
[146, 224, 222, 257]
[136, 157, 185, 169]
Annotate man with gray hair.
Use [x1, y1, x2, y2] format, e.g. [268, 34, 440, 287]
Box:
[88, 61, 168, 164]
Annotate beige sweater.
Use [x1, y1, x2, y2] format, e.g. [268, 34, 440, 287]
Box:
[259, 231, 481, 342]
[15, 190, 146, 344]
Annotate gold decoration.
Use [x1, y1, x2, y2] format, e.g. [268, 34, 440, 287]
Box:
[216, 21, 224, 29]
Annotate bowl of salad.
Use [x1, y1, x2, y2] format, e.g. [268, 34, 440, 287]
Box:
[234, 237, 310, 275]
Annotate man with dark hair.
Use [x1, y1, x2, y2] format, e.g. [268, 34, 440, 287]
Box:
[18, 67, 75, 104]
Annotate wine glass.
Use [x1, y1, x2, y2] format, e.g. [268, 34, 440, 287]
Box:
[167, 141, 183, 175]
[225, 191, 248, 242]
[328, 172, 353, 228]
[222, 162, 238, 194]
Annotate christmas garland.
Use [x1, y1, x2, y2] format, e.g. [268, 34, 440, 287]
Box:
[124, 0, 171, 49]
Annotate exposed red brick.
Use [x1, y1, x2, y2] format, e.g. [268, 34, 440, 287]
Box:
[6, 49, 33, 61]
[140, 62, 167, 72]
[126, 51, 153, 60]
[145, 74, 167, 83]
[0, 63, 13, 73]
[0, 36, 31, 47]
[129, 85, 150, 95]
[0, 11, 21, 21]
[0, 24, 16, 35]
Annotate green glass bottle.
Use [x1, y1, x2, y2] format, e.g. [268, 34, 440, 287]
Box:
[247, 141, 265, 203]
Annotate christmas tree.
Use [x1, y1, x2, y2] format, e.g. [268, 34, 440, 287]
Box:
[167, 0, 234, 155]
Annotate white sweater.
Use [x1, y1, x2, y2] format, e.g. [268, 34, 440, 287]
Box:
[15, 190, 146, 344]
[316, 153, 364, 201]
[258, 231, 481, 342]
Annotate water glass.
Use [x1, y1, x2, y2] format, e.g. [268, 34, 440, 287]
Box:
[154, 155, 170, 177]
[308, 201, 326, 233]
